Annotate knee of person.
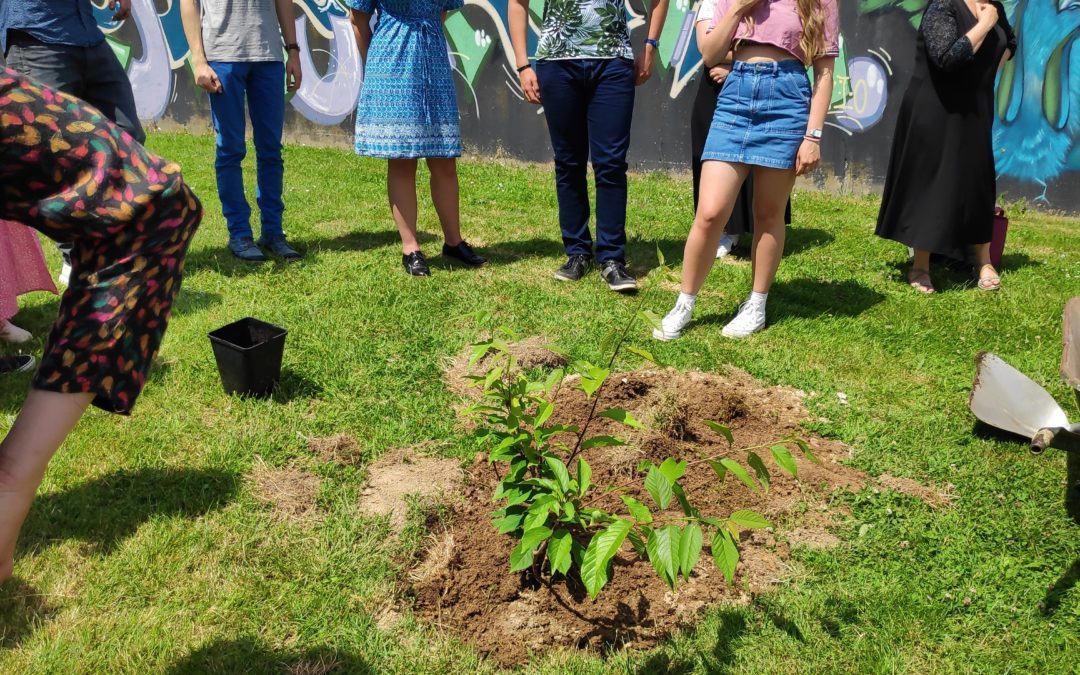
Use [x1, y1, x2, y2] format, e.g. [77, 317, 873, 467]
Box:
[753, 202, 787, 227]
[215, 145, 246, 166]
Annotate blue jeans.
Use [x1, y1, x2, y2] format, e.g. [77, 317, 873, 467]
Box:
[207, 61, 285, 241]
[536, 58, 635, 264]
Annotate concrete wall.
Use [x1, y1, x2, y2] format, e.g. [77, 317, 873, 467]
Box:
[28, 0, 1080, 210]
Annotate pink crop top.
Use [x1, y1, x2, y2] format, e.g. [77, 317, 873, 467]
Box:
[704, 0, 841, 63]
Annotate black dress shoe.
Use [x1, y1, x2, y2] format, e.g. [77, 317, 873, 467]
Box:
[402, 250, 431, 276]
[554, 255, 592, 282]
[600, 260, 638, 292]
[442, 240, 486, 267]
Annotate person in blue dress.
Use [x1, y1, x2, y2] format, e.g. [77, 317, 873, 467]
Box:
[348, 0, 486, 276]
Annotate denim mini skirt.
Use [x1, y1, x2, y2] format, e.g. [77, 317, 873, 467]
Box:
[702, 60, 812, 170]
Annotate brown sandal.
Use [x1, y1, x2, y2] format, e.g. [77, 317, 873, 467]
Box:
[908, 268, 935, 294]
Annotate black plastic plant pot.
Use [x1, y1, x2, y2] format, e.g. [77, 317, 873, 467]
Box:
[208, 317, 287, 398]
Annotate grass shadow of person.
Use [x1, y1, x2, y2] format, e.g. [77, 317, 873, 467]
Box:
[18, 468, 240, 556]
[171, 288, 223, 315]
[693, 279, 886, 330]
[1041, 557, 1080, 616]
[296, 229, 438, 260]
[0, 578, 56, 649]
[163, 637, 375, 674]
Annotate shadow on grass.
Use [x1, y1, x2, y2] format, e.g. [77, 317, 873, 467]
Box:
[0, 578, 56, 649]
[172, 288, 222, 315]
[164, 637, 375, 674]
[182, 244, 305, 278]
[693, 279, 885, 329]
[1041, 557, 1080, 616]
[18, 468, 240, 555]
[300, 229, 436, 256]
[271, 368, 323, 403]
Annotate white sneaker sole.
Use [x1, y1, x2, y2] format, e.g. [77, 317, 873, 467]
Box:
[607, 281, 638, 292]
[652, 327, 681, 342]
[721, 323, 765, 339]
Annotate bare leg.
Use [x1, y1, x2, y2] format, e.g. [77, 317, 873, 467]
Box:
[388, 159, 421, 255]
[749, 166, 797, 294]
[909, 248, 934, 293]
[0, 389, 93, 583]
[680, 161, 752, 295]
[427, 158, 462, 247]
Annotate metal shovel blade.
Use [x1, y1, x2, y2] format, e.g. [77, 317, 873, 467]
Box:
[970, 352, 1070, 442]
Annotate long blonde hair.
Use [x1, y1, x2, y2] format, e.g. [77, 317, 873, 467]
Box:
[742, 0, 828, 65]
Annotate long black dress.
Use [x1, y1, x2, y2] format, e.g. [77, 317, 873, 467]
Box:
[875, 0, 1016, 254]
[690, 67, 792, 232]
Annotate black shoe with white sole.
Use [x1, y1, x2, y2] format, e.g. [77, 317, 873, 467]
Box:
[600, 260, 638, 292]
[554, 255, 592, 282]
[0, 355, 36, 375]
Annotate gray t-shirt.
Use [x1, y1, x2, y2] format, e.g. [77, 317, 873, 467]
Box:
[200, 0, 282, 63]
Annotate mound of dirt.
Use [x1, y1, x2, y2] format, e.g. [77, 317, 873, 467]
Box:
[307, 434, 363, 465]
[878, 473, 954, 509]
[444, 337, 569, 399]
[358, 449, 461, 532]
[248, 460, 322, 523]
[408, 367, 879, 665]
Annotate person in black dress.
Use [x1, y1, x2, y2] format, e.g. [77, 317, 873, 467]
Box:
[690, 0, 791, 259]
[875, 0, 1016, 293]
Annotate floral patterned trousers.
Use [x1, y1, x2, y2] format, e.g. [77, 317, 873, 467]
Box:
[0, 67, 202, 414]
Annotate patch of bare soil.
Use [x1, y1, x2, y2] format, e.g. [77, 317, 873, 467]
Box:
[409, 367, 874, 665]
[358, 449, 461, 532]
[248, 459, 322, 523]
[444, 337, 569, 399]
[877, 473, 954, 509]
[307, 434, 363, 465]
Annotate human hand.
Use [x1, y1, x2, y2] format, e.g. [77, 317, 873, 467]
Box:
[975, 2, 999, 28]
[709, 64, 731, 84]
[194, 62, 222, 94]
[732, 0, 765, 15]
[286, 53, 302, 92]
[636, 46, 655, 86]
[795, 139, 820, 176]
[519, 66, 541, 105]
[108, 0, 131, 21]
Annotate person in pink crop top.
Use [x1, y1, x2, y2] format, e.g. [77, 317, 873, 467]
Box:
[705, 0, 840, 63]
[654, 0, 838, 342]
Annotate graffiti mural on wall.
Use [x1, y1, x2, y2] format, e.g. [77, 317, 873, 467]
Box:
[84, 0, 1080, 208]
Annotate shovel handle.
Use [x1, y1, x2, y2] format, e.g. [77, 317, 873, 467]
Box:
[1031, 429, 1056, 455]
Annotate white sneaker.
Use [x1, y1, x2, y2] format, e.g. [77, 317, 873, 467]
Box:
[652, 299, 694, 341]
[0, 320, 32, 344]
[715, 234, 735, 259]
[58, 262, 71, 286]
[721, 301, 767, 339]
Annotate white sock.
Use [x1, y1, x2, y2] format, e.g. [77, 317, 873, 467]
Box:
[677, 292, 697, 309]
[748, 291, 768, 308]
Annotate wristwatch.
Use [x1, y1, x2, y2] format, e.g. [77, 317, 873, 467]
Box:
[805, 128, 823, 141]
[285, 43, 300, 53]
[644, 38, 659, 49]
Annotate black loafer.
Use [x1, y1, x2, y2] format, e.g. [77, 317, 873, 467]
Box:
[600, 260, 638, 292]
[554, 255, 592, 282]
[403, 250, 431, 277]
[442, 240, 486, 267]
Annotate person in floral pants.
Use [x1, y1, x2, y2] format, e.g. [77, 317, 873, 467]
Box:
[0, 67, 202, 583]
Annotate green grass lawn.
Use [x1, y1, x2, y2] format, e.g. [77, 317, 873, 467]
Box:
[1, 132, 1078, 673]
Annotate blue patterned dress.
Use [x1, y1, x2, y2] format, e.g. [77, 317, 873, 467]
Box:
[347, 0, 463, 158]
